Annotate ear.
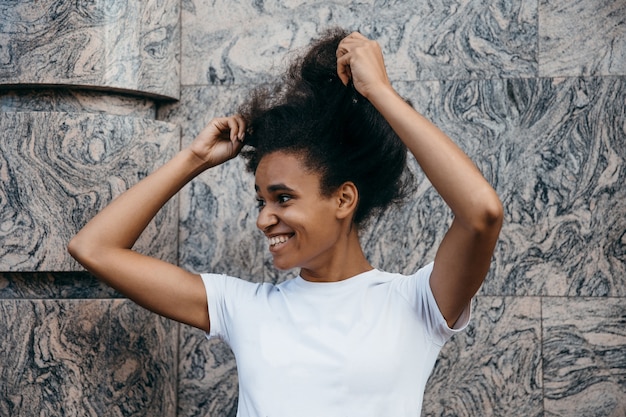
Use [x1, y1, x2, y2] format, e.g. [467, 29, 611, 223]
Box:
[335, 182, 359, 220]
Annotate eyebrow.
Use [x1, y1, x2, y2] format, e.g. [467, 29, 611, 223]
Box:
[255, 183, 296, 193]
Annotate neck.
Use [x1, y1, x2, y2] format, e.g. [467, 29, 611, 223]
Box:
[299, 226, 372, 282]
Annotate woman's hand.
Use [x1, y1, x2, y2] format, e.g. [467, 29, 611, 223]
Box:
[336, 32, 393, 99]
[188, 115, 246, 169]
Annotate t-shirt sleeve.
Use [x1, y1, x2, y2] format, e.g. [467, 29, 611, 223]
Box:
[392, 262, 471, 346]
[200, 273, 260, 343]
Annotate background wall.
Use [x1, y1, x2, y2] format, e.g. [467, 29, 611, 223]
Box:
[1, 1, 624, 416]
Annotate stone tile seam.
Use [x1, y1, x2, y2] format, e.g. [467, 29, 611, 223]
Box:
[177, 74, 626, 89]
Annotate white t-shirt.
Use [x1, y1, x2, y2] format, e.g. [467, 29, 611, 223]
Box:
[201, 262, 470, 417]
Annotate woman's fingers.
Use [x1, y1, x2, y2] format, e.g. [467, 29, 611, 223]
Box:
[228, 115, 246, 155]
[189, 115, 246, 166]
[337, 57, 351, 85]
[208, 115, 246, 143]
[230, 114, 246, 142]
[336, 33, 363, 85]
[336, 32, 389, 96]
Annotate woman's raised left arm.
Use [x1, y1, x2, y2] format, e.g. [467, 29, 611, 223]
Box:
[337, 32, 503, 327]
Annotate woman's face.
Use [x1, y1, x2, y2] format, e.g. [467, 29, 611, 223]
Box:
[255, 151, 343, 273]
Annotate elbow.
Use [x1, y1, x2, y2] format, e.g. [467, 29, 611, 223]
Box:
[468, 189, 504, 236]
[483, 189, 503, 224]
[484, 197, 504, 233]
[67, 234, 95, 269]
[67, 235, 83, 263]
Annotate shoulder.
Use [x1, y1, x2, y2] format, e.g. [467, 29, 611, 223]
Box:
[200, 273, 277, 299]
[394, 263, 473, 335]
[379, 263, 438, 311]
[378, 263, 434, 289]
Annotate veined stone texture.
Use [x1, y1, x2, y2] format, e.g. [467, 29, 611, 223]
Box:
[1, 0, 625, 416]
[0, 111, 179, 271]
[0, 299, 177, 417]
[1, 2, 183, 416]
[424, 297, 543, 416]
[0, 271, 121, 300]
[0, 89, 157, 118]
[543, 298, 626, 417]
[539, 0, 626, 77]
[181, 0, 538, 85]
[391, 78, 626, 297]
[0, 0, 180, 99]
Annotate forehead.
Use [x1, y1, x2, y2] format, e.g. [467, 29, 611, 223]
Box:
[255, 151, 321, 192]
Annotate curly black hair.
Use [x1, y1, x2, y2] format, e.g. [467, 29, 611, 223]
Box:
[239, 28, 415, 226]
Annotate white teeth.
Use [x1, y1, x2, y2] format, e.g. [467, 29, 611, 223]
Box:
[269, 235, 290, 246]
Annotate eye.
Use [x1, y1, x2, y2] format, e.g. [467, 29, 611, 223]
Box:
[256, 198, 265, 210]
[278, 194, 292, 204]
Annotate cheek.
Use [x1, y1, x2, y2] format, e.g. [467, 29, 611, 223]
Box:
[283, 201, 338, 238]
[306, 213, 341, 241]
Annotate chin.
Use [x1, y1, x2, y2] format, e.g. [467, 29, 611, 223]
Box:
[272, 262, 295, 271]
[271, 257, 299, 272]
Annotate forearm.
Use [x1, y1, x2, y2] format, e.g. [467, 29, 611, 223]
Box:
[67, 148, 213, 331]
[69, 115, 245, 270]
[367, 86, 502, 230]
[69, 149, 207, 260]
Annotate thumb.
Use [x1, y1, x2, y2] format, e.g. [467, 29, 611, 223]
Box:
[337, 55, 352, 86]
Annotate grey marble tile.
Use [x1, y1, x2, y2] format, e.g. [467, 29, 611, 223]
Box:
[0, 111, 180, 271]
[177, 324, 238, 417]
[0, 0, 180, 99]
[0, 272, 121, 299]
[157, 86, 250, 143]
[158, 86, 270, 281]
[539, 0, 626, 77]
[390, 77, 626, 297]
[0, 299, 178, 417]
[423, 296, 543, 417]
[181, 0, 537, 86]
[494, 77, 626, 296]
[543, 297, 626, 417]
[0, 89, 157, 118]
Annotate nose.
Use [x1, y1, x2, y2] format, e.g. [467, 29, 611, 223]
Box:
[256, 205, 278, 232]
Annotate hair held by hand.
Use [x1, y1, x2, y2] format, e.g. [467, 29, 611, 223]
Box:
[239, 27, 415, 226]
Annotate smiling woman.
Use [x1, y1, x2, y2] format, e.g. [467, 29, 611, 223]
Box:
[68, 27, 503, 417]
[254, 151, 362, 277]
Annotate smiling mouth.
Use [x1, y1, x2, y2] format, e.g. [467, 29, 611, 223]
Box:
[268, 234, 293, 247]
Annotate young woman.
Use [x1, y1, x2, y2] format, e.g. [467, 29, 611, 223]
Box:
[69, 29, 502, 416]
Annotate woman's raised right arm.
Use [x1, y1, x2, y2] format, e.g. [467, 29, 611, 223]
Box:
[68, 116, 245, 332]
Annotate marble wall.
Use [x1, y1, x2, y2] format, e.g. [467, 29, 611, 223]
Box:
[0, 0, 180, 99]
[0, 0, 182, 415]
[1, 0, 625, 416]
